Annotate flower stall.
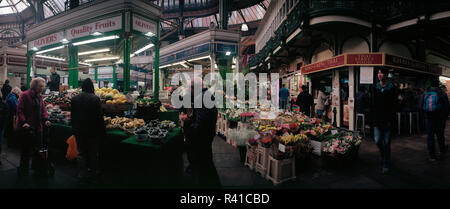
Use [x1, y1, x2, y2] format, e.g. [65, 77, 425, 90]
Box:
[234, 109, 362, 185]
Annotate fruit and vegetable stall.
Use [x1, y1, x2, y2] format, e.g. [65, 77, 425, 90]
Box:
[43, 88, 184, 187]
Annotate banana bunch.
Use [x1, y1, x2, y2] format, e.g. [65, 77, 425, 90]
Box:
[259, 125, 277, 132]
[160, 105, 167, 112]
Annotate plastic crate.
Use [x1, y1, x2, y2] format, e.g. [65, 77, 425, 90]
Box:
[255, 144, 271, 176]
[244, 142, 257, 170]
[265, 156, 296, 186]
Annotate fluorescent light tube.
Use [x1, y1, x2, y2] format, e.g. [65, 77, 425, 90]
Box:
[85, 57, 119, 62]
[36, 45, 65, 54]
[36, 55, 65, 61]
[133, 43, 154, 55]
[187, 56, 211, 62]
[79, 48, 110, 56]
[91, 32, 103, 36]
[73, 35, 120, 46]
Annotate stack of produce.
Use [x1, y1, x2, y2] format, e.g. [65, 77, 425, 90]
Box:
[95, 88, 129, 105]
[135, 98, 160, 121]
[104, 116, 145, 134]
[44, 92, 73, 110]
[134, 119, 176, 144]
[46, 104, 71, 125]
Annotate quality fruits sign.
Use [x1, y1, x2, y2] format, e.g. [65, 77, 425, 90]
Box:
[133, 15, 157, 35]
[29, 32, 64, 49]
[67, 15, 122, 40]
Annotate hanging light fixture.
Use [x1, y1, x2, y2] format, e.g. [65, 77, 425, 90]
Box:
[241, 23, 249, 32]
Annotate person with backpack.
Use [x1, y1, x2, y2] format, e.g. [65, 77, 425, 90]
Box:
[420, 79, 449, 162]
[371, 69, 399, 174]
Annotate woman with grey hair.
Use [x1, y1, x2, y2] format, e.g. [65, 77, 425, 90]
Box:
[16, 77, 51, 177]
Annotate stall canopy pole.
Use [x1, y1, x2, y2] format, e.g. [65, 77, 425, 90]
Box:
[26, 51, 32, 89]
[68, 45, 79, 88]
[154, 23, 160, 101]
[113, 64, 117, 89]
[124, 37, 131, 94]
[95, 65, 98, 83]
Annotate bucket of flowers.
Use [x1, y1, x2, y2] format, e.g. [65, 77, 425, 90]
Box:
[321, 132, 360, 168]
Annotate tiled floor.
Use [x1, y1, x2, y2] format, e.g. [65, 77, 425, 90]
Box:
[0, 122, 449, 189]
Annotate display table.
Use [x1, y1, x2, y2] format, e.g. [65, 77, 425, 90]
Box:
[121, 128, 181, 148]
[48, 123, 184, 188]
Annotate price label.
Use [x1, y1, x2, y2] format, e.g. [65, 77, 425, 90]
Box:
[282, 132, 289, 137]
[254, 134, 260, 139]
[331, 130, 338, 135]
[278, 143, 286, 152]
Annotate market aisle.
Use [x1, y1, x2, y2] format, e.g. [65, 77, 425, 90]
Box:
[211, 122, 450, 189]
[0, 123, 449, 189]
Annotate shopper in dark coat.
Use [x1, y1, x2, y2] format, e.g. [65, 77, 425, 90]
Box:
[371, 69, 398, 174]
[71, 78, 105, 183]
[47, 68, 60, 92]
[296, 85, 314, 117]
[419, 79, 449, 161]
[16, 77, 51, 176]
[1, 80, 12, 101]
[187, 86, 220, 188]
[0, 91, 6, 165]
[4, 88, 21, 145]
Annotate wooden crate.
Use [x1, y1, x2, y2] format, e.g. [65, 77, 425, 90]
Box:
[255, 144, 271, 176]
[244, 142, 257, 170]
[266, 156, 296, 186]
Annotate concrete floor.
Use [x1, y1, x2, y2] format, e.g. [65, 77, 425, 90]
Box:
[0, 123, 449, 189]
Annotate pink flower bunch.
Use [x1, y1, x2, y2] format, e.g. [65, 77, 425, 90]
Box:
[322, 138, 352, 156]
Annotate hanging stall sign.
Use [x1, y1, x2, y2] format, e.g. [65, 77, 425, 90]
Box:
[133, 15, 157, 35]
[29, 32, 64, 49]
[301, 55, 345, 74]
[347, 53, 383, 65]
[385, 54, 442, 75]
[67, 15, 122, 40]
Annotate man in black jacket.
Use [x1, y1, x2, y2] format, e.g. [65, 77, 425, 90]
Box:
[1, 80, 12, 101]
[371, 69, 398, 174]
[47, 68, 60, 92]
[71, 78, 105, 184]
[187, 84, 220, 188]
[419, 79, 449, 162]
[296, 85, 313, 116]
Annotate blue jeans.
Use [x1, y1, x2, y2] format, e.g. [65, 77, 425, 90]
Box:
[374, 126, 391, 168]
[425, 118, 446, 159]
[280, 98, 288, 110]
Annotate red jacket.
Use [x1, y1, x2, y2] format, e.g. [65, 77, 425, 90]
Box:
[17, 89, 49, 133]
